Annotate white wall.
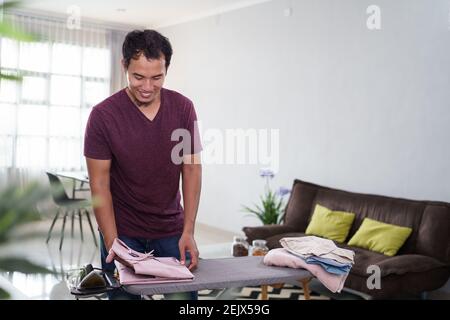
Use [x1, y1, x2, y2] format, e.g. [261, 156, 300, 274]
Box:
[160, 0, 450, 234]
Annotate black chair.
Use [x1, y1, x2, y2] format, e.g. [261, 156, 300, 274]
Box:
[46, 172, 98, 250]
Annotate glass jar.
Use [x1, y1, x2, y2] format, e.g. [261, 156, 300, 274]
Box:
[231, 236, 249, 257]
[250, 239, 269, 256]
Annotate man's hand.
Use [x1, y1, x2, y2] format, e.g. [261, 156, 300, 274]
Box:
[105, 242, 133, 268]
[178, 232, 199, 271]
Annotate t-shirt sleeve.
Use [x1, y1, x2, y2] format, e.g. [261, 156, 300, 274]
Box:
[84, 108, 112, 160]
[184, 101, 203, 155]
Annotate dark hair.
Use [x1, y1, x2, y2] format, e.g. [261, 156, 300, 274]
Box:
[122, 29, 173, 70]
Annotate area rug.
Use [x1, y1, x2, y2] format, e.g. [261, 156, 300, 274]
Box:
[150, 284, 331, 300]
[199, 284, 331, 300]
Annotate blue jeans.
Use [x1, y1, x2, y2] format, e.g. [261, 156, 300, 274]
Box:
[100, 233, 198, 300]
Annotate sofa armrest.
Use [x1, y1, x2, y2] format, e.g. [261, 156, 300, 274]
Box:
[242, 225, 297, 244]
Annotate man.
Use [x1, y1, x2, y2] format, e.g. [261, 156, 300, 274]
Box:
[84, 29, 202, 300]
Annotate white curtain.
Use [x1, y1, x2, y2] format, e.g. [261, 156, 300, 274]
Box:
[0, 11, 129, 187]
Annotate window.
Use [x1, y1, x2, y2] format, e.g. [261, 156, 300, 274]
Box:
[0, 17, 112, 171]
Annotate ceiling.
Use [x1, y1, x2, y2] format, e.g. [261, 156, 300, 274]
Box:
[19, 0, 272, 28]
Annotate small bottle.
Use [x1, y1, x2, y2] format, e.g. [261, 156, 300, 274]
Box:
[232, 236, 249, 257]
[250, 239, 269, 256]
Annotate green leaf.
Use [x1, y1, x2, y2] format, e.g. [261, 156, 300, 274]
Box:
[242, 206, 262, 216]
[0, 210, 16, 238]
[254, 203, 264, 214]
[0, 257, 54, 274]
[242, 187, 287, 225]
[0, 2, 38, 42]
[0, 73, 22, 81]
[1, 1, 22, 11]
[0, 22, 36, 41]
[0, 287, 11, 299]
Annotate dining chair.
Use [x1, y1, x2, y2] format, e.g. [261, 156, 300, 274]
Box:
[46, 172, 98, 250]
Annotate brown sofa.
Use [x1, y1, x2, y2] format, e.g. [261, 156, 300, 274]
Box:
[243, 179, 450, 299]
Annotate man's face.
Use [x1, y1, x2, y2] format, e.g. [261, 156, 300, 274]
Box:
[125, 53, 166, 106]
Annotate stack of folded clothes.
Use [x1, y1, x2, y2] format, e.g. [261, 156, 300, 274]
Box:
[263, 236, 354, 293]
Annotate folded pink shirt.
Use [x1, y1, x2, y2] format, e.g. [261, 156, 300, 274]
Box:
[106, 238, 194, 285]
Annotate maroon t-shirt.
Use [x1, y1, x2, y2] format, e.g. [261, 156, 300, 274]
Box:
[84, 88, 202, 239]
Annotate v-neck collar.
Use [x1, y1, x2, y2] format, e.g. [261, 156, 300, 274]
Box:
[124, 88, 165, 124]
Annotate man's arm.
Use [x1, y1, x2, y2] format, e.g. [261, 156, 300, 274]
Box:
[86, 157, 117, 252]
[179, 153, 202, 270]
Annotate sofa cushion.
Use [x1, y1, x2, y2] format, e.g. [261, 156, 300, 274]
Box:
[283, 181, 319, 231]
[347, 218, 412, 256]
[340, 244, 450, 299]
[305, 204, 355, 243]
[345, 266, 450, 299]
[337, 243, 447, 277]
[376, 254, 448, 276]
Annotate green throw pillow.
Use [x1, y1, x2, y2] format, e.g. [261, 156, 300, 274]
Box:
[348, 218, 413, 256]
[305, 204, 356, 243]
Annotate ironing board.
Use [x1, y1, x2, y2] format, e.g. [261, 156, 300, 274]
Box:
[122, 256, 313, 300]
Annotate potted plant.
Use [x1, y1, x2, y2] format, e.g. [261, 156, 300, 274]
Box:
[0, 182, 56, 298]
[242, 169, 291, 225]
